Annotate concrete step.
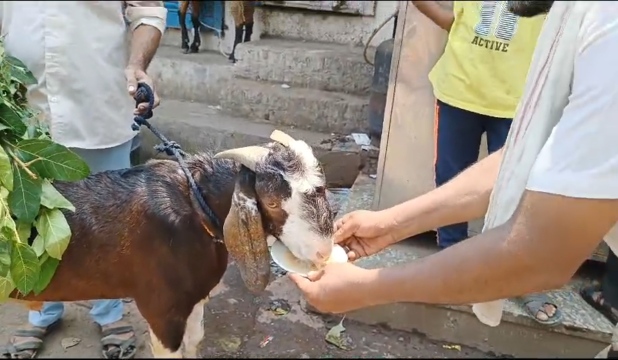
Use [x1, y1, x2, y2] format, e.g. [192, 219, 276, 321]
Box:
[137, 99, 363, 188]
[315, 174, 612, 358]
[149, 45, 234, 106]
[151, 45, 370, 135]
[218, 78, 369, 134]
[233, 37, 374, 95]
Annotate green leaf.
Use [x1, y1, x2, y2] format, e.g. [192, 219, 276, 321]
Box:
[0, 104, 27, 135]
[6, 55, 37, 85]
[15, 139, 90, 181]
[33, 255, 59, 295]
[7, 164, 42, 223]
[0, 145, 13, 190]
[10, 242, 39, 294]
[15, 221, 32, 243]
[0, 241, 11, 277]
[41, 180, 74, 212]
[0, 275, 15, 300]
[36, 208, 71, 260]
[31, 235, 45, 257]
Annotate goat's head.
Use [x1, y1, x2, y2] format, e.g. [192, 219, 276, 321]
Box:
[214, 131, 334, 293]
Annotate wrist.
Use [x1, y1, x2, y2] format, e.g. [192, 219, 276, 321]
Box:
[360, 267, 405, 307]
[126, 63, 146, 72]
[357, 267, 386, 307]
[381, 205, 416, 243]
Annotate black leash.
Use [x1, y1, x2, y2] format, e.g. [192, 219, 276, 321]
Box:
[131, 83, 223, 241]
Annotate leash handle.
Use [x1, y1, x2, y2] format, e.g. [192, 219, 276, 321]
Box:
[131, 83, 155, 131]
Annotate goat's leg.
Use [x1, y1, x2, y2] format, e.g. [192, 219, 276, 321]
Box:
[179, 1, 190, 52]
[136, 300, 189, 358]
[228, 24, 244, 62]
[189, 11, 201, 53]
[180, 296, 209, 358]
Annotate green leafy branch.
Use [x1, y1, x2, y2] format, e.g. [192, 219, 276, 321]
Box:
[0, 39, 90, 299]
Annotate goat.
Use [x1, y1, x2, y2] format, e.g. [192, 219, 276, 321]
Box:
[178, 1, 202, 53]
[228, 1, 256, 63]
[10, 131, 335, 358]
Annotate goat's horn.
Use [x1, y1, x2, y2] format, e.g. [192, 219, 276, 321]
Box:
[214, 146, 270, 171]
[270, 130, 296, 147]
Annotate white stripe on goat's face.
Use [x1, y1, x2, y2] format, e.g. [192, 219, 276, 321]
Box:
[255, 141, 334, 265]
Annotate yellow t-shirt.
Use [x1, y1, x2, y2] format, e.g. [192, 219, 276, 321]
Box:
[428, 1, 545, 119]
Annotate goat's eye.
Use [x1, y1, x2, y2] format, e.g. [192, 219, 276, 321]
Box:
[266, 201, 278, 208]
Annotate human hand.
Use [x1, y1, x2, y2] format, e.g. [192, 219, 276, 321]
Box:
[125, 66, 160, 115]
[333, 210, 397, 261]
[289, 262, 375, 314]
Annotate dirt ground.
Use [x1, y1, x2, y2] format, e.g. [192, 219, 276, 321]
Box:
[0, 262, 496, 359]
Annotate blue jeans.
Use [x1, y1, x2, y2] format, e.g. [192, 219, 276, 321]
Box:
[434, 100, 512, 249]
[29, 138, 134, 328]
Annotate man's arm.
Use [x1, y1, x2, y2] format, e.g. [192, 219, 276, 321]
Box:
[124, 1, 166, 72]
[385, 147, 503, 243]
[411, 1, 456, 32]
[366, 5, 618, 307]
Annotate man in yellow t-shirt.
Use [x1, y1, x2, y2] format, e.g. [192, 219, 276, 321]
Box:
[412, 1, 559, 326]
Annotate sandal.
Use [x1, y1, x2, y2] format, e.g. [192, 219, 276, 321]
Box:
[0, 319, 62, 359]
[100, 322, 137, 359]
[515, 293, 563, 326]
[580, 284, 618, 325]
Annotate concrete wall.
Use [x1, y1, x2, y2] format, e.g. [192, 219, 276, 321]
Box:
[195, 1, 399, 53]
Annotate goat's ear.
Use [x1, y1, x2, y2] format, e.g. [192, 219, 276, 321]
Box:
[214, 146, 270, 172]
[270, 130, 296, 147]
[223, 165, 271, 294]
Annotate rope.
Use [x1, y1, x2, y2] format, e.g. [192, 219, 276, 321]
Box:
[131, 83, 223, 241]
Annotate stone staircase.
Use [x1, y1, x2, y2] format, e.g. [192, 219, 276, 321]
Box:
[322, 174, 613, 358]
[142, 30, 374, 187]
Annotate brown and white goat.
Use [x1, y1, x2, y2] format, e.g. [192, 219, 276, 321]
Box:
[10, 131, 335, 358]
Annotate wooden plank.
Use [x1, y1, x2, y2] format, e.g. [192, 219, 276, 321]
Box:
[373, 2, 450, 210]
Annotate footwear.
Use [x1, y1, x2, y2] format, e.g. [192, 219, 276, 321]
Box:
[0, 319, 62, 359]
[100, 321, 137, 359]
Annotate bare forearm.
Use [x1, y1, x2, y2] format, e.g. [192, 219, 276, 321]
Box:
[367, 223, 561, 306]
[128, 24, 162, 70]
[412, 1, 454, 31]
[385, 148, 503, 242]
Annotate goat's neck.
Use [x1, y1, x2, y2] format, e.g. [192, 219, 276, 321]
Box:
[188, 156, 241, 229]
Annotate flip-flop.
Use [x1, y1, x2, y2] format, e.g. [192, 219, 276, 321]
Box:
[100, 323, 137, 359]
[580, 284, 618, 325]
[515, 293, 563, 326]
[0, 319, 62, 359]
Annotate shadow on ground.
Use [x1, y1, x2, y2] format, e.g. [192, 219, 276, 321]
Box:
[0, 262, 494, 358]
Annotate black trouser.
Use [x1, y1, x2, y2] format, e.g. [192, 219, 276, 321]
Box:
[597, 249, 618, 359]
[603, 249, 618, 308]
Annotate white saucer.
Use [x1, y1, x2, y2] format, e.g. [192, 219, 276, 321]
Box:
[270, 240, 349, 277]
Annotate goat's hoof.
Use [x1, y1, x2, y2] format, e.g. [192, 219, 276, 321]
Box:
[189, 44, 200, 54]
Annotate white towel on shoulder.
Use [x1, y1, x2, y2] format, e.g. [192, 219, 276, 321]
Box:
[470, 1, 592, 327]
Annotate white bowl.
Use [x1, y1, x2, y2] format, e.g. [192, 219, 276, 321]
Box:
[270, 240, 348, 277]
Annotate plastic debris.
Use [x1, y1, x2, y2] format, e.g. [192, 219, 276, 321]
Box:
[61, 337, 81, 350]
[442, 344, 461, 351]
[259, 335, 273, 348]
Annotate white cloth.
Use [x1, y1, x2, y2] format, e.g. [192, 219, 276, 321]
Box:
[471, 1, 618, 327]
[0, 1, 166, 149]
